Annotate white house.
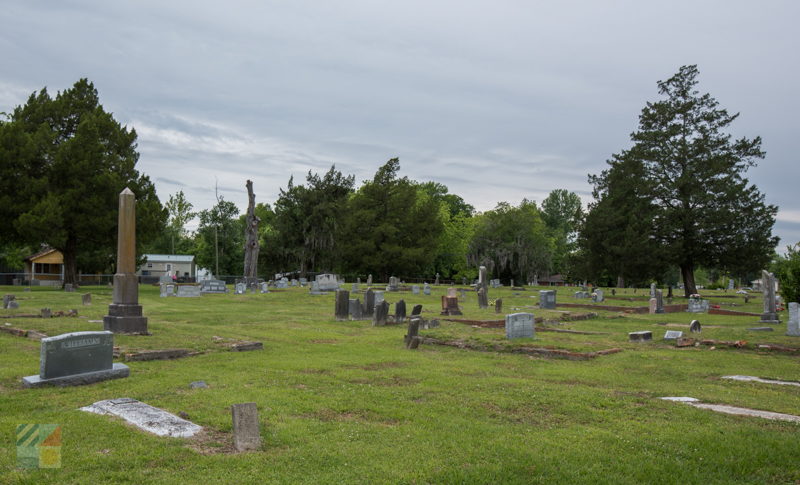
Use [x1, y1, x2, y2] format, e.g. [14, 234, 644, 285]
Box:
[137, 254, 196, 279]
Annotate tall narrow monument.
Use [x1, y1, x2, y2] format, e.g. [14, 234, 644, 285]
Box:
[104, 188, 148, 334]
[760, 270, 779, 324]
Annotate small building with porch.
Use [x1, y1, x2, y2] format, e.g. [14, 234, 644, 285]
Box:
[25, 248, 65, 286]
[137, 254, 196, 282]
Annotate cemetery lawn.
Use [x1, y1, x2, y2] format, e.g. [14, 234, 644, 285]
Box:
[1, 285, 799, 484]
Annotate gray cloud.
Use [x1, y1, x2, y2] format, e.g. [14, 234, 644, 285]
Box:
[2, 0, 798, 247]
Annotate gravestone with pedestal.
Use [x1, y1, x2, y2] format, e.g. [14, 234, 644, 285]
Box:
[22, 331, 129, 387]
[104, 189, 147, 334]
[760, 270, 780, 324]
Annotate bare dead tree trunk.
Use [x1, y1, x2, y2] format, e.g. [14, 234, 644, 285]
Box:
[243, 180, 260, 282]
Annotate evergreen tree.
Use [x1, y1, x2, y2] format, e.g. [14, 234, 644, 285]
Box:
[588, 65, 777, 295]
[0, 79, 165, 285]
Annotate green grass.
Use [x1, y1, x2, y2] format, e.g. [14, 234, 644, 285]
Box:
[1, 284, 798, 484]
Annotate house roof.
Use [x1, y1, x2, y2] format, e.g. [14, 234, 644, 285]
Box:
[143, 254, 195, 263]
[25, 247, 61, 262]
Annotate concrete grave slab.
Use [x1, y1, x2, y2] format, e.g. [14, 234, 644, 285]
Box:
[80, 397, 202, 437]
[722, 375, 800, 387]
[660, 396, 800, 423]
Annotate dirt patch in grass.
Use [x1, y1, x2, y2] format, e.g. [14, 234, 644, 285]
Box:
[346, 375, 420, 387]
[421, 337, 622, 361]
[348, 361, 407, 371]
[303, 408, 400, 426]
[187, 428, 236, 455]
[298, 368, 331, 374]
[309, 339, 338, 344]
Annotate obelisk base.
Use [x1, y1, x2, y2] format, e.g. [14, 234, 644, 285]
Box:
[760, 313, 779, 324]
[104, 304, 148, 334]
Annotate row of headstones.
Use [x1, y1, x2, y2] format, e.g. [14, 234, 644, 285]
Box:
[334, 289, 424, 325]
[629, 320, 703, 342]
[573, 289, 605, 302]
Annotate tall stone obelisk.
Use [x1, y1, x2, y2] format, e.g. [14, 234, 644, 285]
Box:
[104, 188, 148, 334]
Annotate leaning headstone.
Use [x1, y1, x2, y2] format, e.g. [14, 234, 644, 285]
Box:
[176, 285, 201, 297]
[364, 289, 376, 316]
[760, 270, 780, 323]
[787, 302, 800, 337]
[22, 331, 129, 387]
[689, 320, 702, 333]
[335, 290, 350, 321]
[374, 291, 385, 305]
[104, 188, 147, 335]
[505, 313, 534, 339]
[423, 283, 431, 296]
[395, 300, 407, 324]
[411, 304, 423, 316]
[349, 298, 363, 320]
[477, 287, 488, 309]
[231, 403, 261, 452]
[405, 317, 421, 349]
[495, 298, 503, 314]
[629, 331, 652, 342]
[539, 290, 556, 309]
[664, 330, 683, 340]
[373, 301, 389, 326]
[82, 293, 92, 305]
[412, 285, 420, 295]
[41, 308, 51, 318]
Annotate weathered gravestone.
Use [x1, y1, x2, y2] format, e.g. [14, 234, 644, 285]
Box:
[687, 298, 709, 313]
[664, 330, 683, 340]
[787, 302, 800, 337]
[728, 279, 735, 290]
[159, 284, 169, 298]
[593, 289, 604, 303]
[104, 188, 147, 335]
[7, 300, 19, 309]
[539, 290, 556, 309]
[388, 276, 400, 291]
[41, 308, 51, 318]
[760, 270, 780, 323]
[412, 285, 420, 295]
[366, 274, 373, 286]
[231, 403, 261, 452]
[290, 279, 299, 287]
[373, 300, 389, 326]
[374, 291, 385, 305]
[690, 320, 702, 333]
[395, 300, 407, 323]
[423, 283, 431, 296]
[351, 283, 359, 293]
[654, 289, 664, 314]
[12, 278, 21, 286]
[316, 274, 340, 291]
[200, 279, 227, 294]
[234, 283, 246, 295]
[405, 317, 421, 349]
[349, 298, 363, 320]
[447, 287, 457, 298]
[650, 283, 656, 298]
[299, 277, 308, 286]
[81, 397, 202, 437]
[275, 278, 289, 289]
[411, 304, 423, 316]
[365, 289, 375, 316]
[335, 290, 349, 321]
[260, 282, 269, 293]
[309, 280, 325, 295]
[441, 296, 461, 315]
[177, 285, 201, 297]
[64, 283, 74, 292]
[458, 288, 466, 301]
[82, 293, 92, 305]
[495, 298, 503, 314]
[435, 273, 440, 286]
[22, 331, 129, 387]
[3, 294, 15, 309]
[628, 331, 652, 342]
[477, 287, 488, 309]
[505, 313, 535, 339]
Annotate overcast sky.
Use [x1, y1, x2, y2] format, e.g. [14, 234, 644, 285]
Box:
[2, 1, 798, 247]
